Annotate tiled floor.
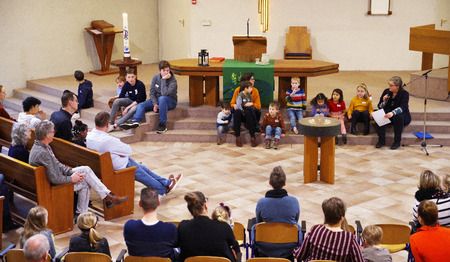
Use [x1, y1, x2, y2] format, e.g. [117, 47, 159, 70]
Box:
[2, 65, 450, 261]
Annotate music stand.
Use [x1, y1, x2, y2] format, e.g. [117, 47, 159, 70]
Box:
[406, 69, 443, 155]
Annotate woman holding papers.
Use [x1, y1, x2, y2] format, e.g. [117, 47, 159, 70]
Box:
[375, 76, 411, 150]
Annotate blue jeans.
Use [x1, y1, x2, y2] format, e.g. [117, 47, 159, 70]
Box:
[126, 158, 170, 195]
[287, 110, 303, 129]
[132, 96, 177, 124]
[265, 126, 282, 140]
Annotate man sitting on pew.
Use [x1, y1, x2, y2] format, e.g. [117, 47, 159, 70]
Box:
[29, 120, 129, 215]
[23, 234, 49, 262]
[86, 111, 182, 195]
[50, 91, 78, 142]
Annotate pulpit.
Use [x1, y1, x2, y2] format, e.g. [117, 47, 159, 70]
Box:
[85, 20, 122, 76]
[232, 36, 267, 62]
[299, 117, 341, 184]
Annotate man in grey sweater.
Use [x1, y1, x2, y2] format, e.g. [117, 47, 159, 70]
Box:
[121, 60, 177, 134]
[29, 120, 129, 215]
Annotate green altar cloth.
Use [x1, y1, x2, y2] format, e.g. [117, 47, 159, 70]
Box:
[223, 59, 274, 107]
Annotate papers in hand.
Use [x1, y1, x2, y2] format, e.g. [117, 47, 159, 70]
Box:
[371, 109, 391, 127]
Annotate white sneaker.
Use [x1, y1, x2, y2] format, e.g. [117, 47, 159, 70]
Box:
[107, 125, 116, 133]
[71, 113, 80, 120]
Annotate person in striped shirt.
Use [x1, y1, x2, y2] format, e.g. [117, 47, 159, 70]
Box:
[285, 77, 306, 135]
[413, 170, 450, 228]
[293, 197, 364, 262]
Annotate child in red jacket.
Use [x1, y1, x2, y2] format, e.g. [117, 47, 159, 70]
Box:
[261, 102, 286, 149]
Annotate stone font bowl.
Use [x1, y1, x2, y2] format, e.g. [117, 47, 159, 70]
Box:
[298, 117, 341, 137]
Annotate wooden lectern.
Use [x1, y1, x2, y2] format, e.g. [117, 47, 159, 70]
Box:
[85, 20, 122, 76]
[232, 36, 267, 62]
[409, 24, 450, 92]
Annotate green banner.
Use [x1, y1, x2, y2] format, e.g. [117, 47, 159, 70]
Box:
[223, 59, 274, 107]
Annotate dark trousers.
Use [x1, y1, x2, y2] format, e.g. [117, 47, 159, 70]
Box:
[351, 110, 370, 133]
[377, 113, 405, 144]
[233, 107, 257, 137]
[255, 108, 262, 127]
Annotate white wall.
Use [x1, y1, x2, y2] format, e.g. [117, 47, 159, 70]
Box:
[0, 0, 159, 95]
[164, 0, 448, 70]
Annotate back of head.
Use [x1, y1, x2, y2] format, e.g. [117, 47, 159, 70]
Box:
[74, 70, 84, 81]
[184, 191, 207, 217]
[441, 174, 450, 193]
[35, 120, 54, 141]
[322, 197, 346, 225]
[23, 206, 48, 243]
[419, 170, 441, 190]
[159, 60, 170, 70]
[24, 234, 49, 262]
[239, 81, 252, 92]
[94, 111, 110, 128]
[269, 166, 286, 190]
[22, 97, 41, 112]
[211, 205, 231, 224]
[140, 187, 159, 212]
[362, 225, 383, 246]
[240, 72, 255, 82]
[12, 122, 31, 147]
[77, 212, 103, 250]
[418, 200, 438, 226]
[61, 91, 75, 107]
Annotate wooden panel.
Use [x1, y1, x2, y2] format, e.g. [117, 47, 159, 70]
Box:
[233, 37, 267, 62]
[303, 136, 318, 183]
[319, 137, 335, 184]
[410, 24, 450, 55]
[421, 52, 433, 70]
[189, 76, 204, 107]
[204, 76, 219, 107]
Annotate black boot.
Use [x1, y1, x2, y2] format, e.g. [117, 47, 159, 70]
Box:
[342, 134, 347, 145]
[335, 135, 339, 145]
[363, 121, 370, 135]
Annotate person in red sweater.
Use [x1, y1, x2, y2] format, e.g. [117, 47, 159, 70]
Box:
[0, 85, 16, 121]
[410, 200, 450, 262]
[261, 102, 286, 150]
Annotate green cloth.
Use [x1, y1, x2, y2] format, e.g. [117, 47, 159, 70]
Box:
[223, 59, 274, 107]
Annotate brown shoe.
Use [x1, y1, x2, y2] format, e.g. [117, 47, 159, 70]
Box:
[236, 137, 243, 147]
[165, 179, 177, 195]
[105, 193, 129, 208]
[169, 174, 174, 180]
[251, 137, 257, 147]
[217, 138, 221, 145]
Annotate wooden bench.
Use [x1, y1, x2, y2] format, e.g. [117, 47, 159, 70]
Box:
[0, 117, 136, 221]
[49, 138, 136, 220]
[0, 154, 74, 235]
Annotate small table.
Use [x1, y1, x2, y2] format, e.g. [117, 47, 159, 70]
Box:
[298, 117, 341, 184]
[110, 59, 143, 77]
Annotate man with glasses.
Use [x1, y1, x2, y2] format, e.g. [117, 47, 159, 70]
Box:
[50, 90, 79, 141]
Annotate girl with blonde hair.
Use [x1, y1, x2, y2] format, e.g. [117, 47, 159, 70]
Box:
[68, 212, 111, 257]
[20, 206, 56, 258]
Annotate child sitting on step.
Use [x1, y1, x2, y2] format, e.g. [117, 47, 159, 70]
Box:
[261, 102, 286, 149]
[217, 102, 233, 145]
[285, 77, 306, 135]
[347, 83, 373, 135]
[328, 88, 347, 145]
[310, 93, 329, 117]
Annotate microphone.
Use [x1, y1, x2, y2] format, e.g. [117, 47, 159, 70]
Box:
[422, 69, 432, 76]
[247, 18, 250, 37]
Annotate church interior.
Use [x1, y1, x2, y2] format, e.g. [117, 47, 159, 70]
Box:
[1, 1, 450, 261]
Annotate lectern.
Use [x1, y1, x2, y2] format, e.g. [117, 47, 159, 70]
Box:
[409, 24, 450, 92]
[232, 36, 267, 62]
[85, 20, 122, 76]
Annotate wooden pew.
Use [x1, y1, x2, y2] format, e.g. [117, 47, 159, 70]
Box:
[0, 154, 74, 235]
[49, 138, 136, 221]
[0, 117, 135, 221]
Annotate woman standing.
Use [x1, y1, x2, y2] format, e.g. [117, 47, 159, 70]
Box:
[376, 76, 411, 150]
[178, 191, 239, 262]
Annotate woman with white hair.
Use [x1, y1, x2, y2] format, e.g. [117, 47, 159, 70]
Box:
[8, 122, 31, 163]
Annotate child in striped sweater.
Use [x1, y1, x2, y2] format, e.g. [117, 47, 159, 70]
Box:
[285, 77, 306, 134]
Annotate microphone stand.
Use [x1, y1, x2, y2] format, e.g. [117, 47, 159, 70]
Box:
[406, 68, 443, 155]
[247, 18, 250, 38]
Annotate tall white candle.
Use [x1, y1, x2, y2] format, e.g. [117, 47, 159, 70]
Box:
[123, 13, 130, 57]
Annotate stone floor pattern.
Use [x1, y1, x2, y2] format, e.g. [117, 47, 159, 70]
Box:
[4, 141, 448, 261]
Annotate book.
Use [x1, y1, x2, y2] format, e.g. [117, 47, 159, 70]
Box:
[210, 57, 225, 62]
